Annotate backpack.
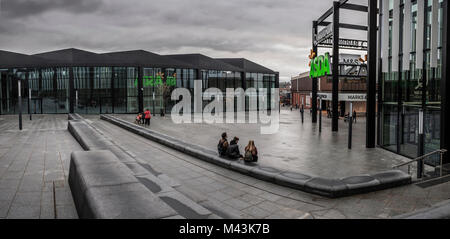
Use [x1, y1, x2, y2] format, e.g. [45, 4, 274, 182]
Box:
[244, 150, 253, 162]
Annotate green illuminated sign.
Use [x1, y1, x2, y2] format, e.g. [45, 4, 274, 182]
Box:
[310, 52, 331, 78]
[134, 73, 177, 87]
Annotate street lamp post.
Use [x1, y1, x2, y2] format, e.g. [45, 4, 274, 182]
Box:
[29, 88, 32, 121]
[18, 76, 22, 131]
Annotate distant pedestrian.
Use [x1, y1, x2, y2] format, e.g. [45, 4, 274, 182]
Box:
[135, 113, 142, 124]
[353, 110, 357, 123]
[144, 109, 151, 126]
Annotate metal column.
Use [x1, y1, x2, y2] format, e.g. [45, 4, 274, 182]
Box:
[441, 0, 450, 164]
[138, 66, 144, 113]
[312, 21, 319, 123]
[111, 67, 115, 114]
[69, 67, 75, 114]
[332, 1, 340, 132]
[366, 0, 378, 148]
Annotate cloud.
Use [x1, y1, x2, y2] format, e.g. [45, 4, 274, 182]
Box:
[0, 0, 103, 18]
[0, 0, 369, 82]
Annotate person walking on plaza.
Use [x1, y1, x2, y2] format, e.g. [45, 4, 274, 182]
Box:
[353, 110, 357, 124]
[244, 140, 258, 163]
[300, 105, 304, 124]
[144, 109, 151, 127]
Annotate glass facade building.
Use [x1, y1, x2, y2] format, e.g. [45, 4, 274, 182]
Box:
[0, 49, 279, 116]
[380, 0, 443, 163]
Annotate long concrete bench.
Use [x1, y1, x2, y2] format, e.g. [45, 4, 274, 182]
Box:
[68, 116, 218, 218]
[69, 150, 178, 219]
[101, 114, 412, 198]
[394, 199, 450, 219]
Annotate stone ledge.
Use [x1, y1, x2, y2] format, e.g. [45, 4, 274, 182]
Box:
[68, 116, 217, 218]
[101, 114, 412, 198]
[69, 150, 178, 219]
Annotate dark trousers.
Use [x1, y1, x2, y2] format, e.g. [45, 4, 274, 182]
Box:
[145, 118, 150, 126]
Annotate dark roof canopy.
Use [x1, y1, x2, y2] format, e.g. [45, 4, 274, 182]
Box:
[0, 50, 56, 68]
[216, 58, 276, 74]
[33, 48, 126, 67]
[1, 48, 276, 74]
[165, 54, 243, 72]
[102, 50, 195, 69]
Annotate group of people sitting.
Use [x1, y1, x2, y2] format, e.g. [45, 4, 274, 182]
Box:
[135, 109, 152, 126]
[217, 133, 258, 163]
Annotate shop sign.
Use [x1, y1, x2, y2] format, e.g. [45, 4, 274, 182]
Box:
[318, 38, 368, 50]
[339, 54, 362, 65]
[134, 73, 177, 87]
[315, 24, 333, 44]
[312, 93, 368, 102]
[310, 52, 331, 78]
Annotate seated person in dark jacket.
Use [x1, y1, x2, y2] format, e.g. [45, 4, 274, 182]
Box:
[227, 137, 243, 159]
[218, 132, 229, 157]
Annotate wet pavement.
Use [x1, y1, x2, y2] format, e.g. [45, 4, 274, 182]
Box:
[113, 109, 410, 178]
[0, 115, 79, 219]
[1, 113, 449, 219]
[87, 114, 450, 218]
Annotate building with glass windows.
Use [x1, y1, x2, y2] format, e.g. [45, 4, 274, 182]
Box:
[379, 0, 444, 164]
[310, 0, 449, 164]
[0, 48, 279, 115]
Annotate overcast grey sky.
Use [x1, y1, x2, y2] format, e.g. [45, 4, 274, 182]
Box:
[0, 0, 368, 82]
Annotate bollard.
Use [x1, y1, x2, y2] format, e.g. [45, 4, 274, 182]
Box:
[18, 78, 23, 131]
[319, 98, 322, 133]
[417, 110, 424, 179]
[29, 88, 32, 121]
[348, 103, 353, 149]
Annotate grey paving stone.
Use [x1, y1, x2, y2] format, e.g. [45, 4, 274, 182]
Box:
[1, 171, 24, 180]
[40, 203, 55, 219]
[7, 203, 41, 219]
[242, 205, 272, 218]
[223, 197, 252, 211]
[207, 191, 234, 202]
[157, 191, 212, 219]
[56, 205, 78, 219]
[12, 191, 42, 206]
[199, 199, 242, 219]
[0, 179, 21, 190]
[0, 200, 11, 218]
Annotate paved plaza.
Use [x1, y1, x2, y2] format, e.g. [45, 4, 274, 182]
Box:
[0, 115, 79, 219]
[114, 109, 410, 178]
[88, 113, 448, 218]
[1, 113, 449, 219]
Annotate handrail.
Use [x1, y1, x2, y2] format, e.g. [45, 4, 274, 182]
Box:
[393, 149, 447, 178]
[393, 149, 447, 168]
